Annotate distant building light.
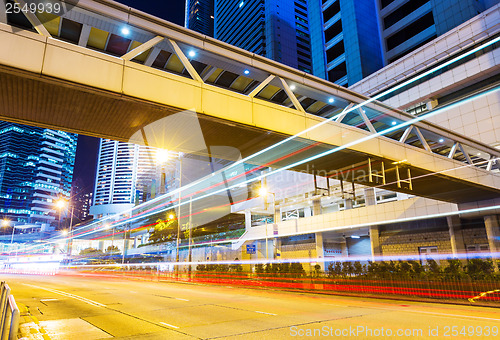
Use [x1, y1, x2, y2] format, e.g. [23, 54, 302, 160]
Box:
[188, 50, 196, 58]
[239, 1, 244, 8]
[121, 27, 130, 36]
[439, 138, 444, 143]
[244, 69, 250, 75]
[328, 98, 334, 103]
[391, 121, 397, 126]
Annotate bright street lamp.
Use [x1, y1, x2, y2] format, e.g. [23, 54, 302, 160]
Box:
[55, 198, 75, 256]
[155, 149, 171, 164]
[1, 219, 9, 228]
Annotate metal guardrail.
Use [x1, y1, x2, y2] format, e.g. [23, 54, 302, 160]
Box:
[0, 282, 20, 340]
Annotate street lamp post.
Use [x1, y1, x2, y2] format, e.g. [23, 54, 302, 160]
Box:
[259, 186, 277, 261]
[55, 199, 74, 256]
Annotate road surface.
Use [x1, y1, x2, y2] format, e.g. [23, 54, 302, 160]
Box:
[3, 273, 499, 339]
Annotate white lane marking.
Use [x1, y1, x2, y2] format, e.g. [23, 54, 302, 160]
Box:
[23, 284, 106, 308]
[160, 322, 179, 329]
[255, 310, 277, 316]
[175, 298, 189, 301]
[321, 303, 345, 307]
[408, 309, 500, 322]
[40, 299, 58, 302]
[370, 305, 500, 322]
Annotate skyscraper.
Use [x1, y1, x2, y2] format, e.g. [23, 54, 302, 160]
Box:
[321, 0, 499, 85]
[213, 0, 324, 75]
[185, 0, 215, 36]
[0, 122, 77, 225]
[90, 140, 177, 218]
[187, 0, 498, 87]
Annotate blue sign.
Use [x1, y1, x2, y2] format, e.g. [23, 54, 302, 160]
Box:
[246, 244, 256, 254]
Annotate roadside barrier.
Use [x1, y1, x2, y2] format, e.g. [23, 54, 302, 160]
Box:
[0, 282, 20, 340]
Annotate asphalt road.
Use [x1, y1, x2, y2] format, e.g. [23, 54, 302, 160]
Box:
[3, 273, 500, 339]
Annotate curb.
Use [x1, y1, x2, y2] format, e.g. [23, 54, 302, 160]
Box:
[17, 303, 51, 340]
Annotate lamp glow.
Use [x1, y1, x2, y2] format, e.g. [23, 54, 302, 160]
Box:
[55, 199, 67, 210]
[121, 27, 130, 36]
[258, 187, 268, 197]
[328, 98, 334, 103]
[156, 149, 170, 164]
[188, 50, 196, 58]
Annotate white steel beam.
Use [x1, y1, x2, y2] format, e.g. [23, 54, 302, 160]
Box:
[122, 36, 164, 61]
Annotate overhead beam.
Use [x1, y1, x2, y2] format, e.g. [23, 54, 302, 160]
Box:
[122, 36, 164, 61]
[280, 78, 305, 113]
[0, 0, 7, 24]
[248, 75, 275, 98]
[167, 39, 203, 83]
[14, 0, 51, 37]
[78, 24, 91, 47]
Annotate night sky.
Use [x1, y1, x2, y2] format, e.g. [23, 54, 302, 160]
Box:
[73, 1, 186, 194]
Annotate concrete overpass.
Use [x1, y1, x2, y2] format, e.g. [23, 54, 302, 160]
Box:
[0, 0, 499, 204]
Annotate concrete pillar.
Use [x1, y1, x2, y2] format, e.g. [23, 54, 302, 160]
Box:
[98, 240, 105, 252]
[364, 188, 376, 206]
[312, 197, 321, 215]
[273, 238, 281, 260]
[484, 215, 500, 271]
[425, 98, 438, 110]
[274, 205, 281, 223]
[0, 2, 6, 24]
[345, 198, 353, 210]
[447, 216, 466, 257]
[315, 233, 325, 271]
[244, 210, 252, 230]
[341, 237, 348, 257]
[369, 226, 381, 260]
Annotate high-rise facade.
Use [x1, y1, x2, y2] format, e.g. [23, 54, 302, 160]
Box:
[185, 0, 215, 36]
[321, 0, 499, 85]
[187, 0, 498, 87]
[213, 0, 325, 75]
[90, 140, 177, 218]
[0, 122, 77, 225]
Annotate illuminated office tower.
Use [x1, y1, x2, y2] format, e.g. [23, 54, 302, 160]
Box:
[321, 0, 499, 85]
[90, 140, 177, 218]
[185, 0, 215, 36]
[0, 122, 77, 225]
[212, 0, 324, 75]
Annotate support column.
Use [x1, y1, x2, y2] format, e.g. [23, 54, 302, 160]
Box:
[484, 215, 500, 271]
[274, 205, 281, 223]
[315, 232, 325, 271]
[364, 188, 376, 206]
[341, 236, 348, 257]
[447, 216, 466, 257]
[273, 237, 281, 259]
[244, 209, 252, 230]
[345, 198, 353, 210]
[0, 0, 6, 24]
[369, 226, 381, 261]
[312, 197, 321, 215]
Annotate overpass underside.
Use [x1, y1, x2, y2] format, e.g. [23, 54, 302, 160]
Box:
[0, 14, 499, 205]
[0, 63, 498, 204]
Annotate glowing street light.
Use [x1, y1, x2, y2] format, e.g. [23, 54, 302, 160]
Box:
[55, 199, 67, 210]
[258, 186, 268, 197]
[168, 214, 175, 220]
[1, 219, 9, 227]
[155, 149, 170, 163]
